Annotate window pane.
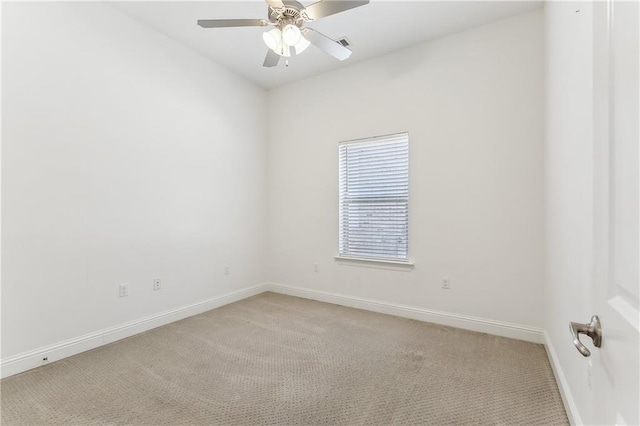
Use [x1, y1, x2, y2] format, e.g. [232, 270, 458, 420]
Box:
[339, 134, 409, 260]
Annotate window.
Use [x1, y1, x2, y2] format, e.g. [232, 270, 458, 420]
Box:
[338, 133, 409, 262]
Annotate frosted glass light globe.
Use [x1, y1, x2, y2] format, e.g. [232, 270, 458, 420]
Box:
[294, 35, 311, 55]
[262, 28, 281, 51]
[282, 24, 301, 47]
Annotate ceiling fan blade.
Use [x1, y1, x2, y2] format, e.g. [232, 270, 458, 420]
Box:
[266, 0, 285, 8]
[303, 0, 369, 21]
[283, 0, 305, 9]
[263, 49, 281, 67]
[302, 28, 352, 61]
[197, 19, 268, 28]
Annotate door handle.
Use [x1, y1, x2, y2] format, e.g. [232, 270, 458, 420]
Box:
[569, 315, 602, 357]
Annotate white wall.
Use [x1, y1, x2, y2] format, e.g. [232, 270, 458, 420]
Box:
[266, 10, 545, 328]
[1, 2, 268, 359]
[2, 4, 546, 367]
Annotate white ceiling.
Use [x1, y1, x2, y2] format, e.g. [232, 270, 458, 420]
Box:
[111, 1, 542, 89]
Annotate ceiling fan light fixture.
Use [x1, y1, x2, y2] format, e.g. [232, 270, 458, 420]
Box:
[294, 35, 311, 55]
[262, 27, 281, 51]
[282, 24, 301, 46]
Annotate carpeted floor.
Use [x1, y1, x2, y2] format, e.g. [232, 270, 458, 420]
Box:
[1, 292, 568, 425]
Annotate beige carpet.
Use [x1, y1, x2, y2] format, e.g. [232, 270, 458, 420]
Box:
[1, 292, 568, 425]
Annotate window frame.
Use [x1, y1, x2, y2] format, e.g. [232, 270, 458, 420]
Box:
[336, 132, 412, 268]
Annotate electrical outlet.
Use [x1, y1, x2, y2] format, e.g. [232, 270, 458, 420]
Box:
[442, 277, 451, 290]
[314, 263, 319, 273]
[224, 265, 230, 275]
[153, 278, 161, 291]
[119, 283, 129, 297]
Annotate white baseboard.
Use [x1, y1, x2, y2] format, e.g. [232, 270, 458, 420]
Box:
[1, 282, 549, 382]
[265, 282, 544, 344]
[1, 281, 575, 423]
[543, 331, 582, 426]
[0, 284, 266, 379]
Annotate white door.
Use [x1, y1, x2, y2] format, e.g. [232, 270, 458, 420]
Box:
[588, 1, 639, 424]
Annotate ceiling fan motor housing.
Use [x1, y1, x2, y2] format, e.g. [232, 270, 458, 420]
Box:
[269, 5, 307, 28]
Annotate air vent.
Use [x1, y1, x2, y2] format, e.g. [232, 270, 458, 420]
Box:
[336, 37, 350, 47]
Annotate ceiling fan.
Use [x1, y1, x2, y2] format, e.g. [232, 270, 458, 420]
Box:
[197, 0, 370, 68]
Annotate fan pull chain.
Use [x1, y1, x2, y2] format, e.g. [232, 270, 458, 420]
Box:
[286, 59, 289, 67]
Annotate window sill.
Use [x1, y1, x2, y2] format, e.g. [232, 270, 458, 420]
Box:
[334, 255, 414, 271]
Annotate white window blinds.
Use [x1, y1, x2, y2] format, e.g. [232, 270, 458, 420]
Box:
[338, 133, 409, 261]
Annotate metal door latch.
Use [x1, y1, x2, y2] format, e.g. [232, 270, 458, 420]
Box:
[569, 315, 602, 357]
